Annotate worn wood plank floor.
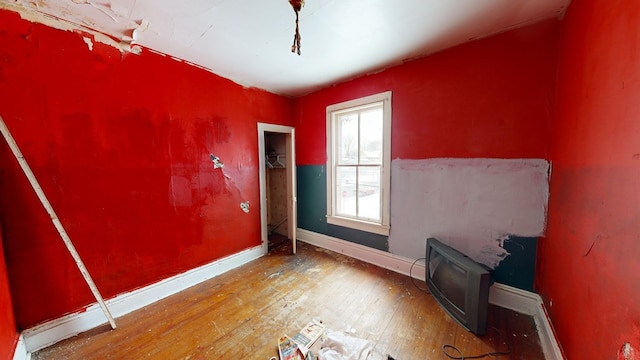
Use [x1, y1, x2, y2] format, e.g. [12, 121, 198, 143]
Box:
[33, 241, 544, 359]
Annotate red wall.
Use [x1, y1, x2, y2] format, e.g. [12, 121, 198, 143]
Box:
[539, 0, 640, 358]
[295, 20, 559, 165]
[0, 229, 18, 360]
[0, 9, 293, 329]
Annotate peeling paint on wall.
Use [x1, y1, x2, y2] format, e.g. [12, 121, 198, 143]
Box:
[0, 8, 294, 329]
[82, 36, 93, 50]
[73, 0, 120, 24]
[210, 154, 224, 169]
[1, 0, 138, 53]
[240, 201, 250, 213]
[388, 158, 550, 268]
[619, 343, 636, 360]
[130, 45, 142, 55]
[132, 18, 150, 43]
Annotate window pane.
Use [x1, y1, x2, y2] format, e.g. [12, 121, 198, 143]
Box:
[326, 91, 390, 234]
[357, 166, 381, 221]
[359, 107, 383, 165]
[337, 113, 358, 165]
[336, 166, 356, 217]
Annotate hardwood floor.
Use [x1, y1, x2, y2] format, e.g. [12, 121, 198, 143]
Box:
[33, 242, 544, 359]
[268, 233, 289, 252]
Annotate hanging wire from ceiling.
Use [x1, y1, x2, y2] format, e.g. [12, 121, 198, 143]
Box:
[289, 0, 304, 55]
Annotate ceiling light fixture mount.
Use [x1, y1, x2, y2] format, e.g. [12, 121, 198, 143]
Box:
[289, 0, 304, 55]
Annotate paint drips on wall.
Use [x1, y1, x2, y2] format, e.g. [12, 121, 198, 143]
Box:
[388, 158, 550, 269]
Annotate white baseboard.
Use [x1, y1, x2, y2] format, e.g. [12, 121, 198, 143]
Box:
[21, 245, 264, 353]
[296, 228, 426, 281]
[17, 230, 564, 359]
[12, 335, 29, 360]
[489, 283, 565, 359]
[297, 229, 565, 360]
[488, 282, 541, 315]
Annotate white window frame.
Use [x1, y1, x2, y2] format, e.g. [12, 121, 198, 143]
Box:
[326, 91, 391, 236]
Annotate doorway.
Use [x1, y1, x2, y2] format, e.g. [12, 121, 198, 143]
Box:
[257, 123, 297, 254]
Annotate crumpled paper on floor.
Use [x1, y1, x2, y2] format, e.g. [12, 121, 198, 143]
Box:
[317, 330, 387, 360]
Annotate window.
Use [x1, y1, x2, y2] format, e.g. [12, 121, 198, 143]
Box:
[326, 91, 391, 236]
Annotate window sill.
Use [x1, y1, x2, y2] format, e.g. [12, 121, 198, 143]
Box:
[326, 215, 390, 236]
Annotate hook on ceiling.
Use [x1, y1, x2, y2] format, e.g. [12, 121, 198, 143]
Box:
[289, 0, 304, 55]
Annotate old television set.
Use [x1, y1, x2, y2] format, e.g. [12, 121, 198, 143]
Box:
[425, 237, 492, 335]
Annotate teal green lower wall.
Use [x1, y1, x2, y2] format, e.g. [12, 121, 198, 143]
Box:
[297, 165, 388, 251]
[296, 165, 328, 235]
[492, 236, 537, 292]
[297, 164, 537, 291]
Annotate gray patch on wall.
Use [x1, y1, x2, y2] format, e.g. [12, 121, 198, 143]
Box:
[240, 201, 250, 213]
[388, 158, 550, 269]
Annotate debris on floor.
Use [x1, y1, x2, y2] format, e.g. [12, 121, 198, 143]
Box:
[318, 330, 387, 360]
[278, 334, 306, 360]
[292, 319, 326, 351]
[277, 320, 394, 360]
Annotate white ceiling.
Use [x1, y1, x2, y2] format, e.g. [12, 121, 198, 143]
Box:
[2, 0, 569, 97]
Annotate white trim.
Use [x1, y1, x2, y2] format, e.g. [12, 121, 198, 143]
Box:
[297, 228, 425, 281]
[12, 335, 29, 360]
[297, 229, 565, 360]
[489, 283, 566, 360]
[488, 282, 541, 315]
[21, 245, 263, 353]
[326, 216, 390, 236]
[257, 123, 295, 134]
[257, 123, 297, 254]
[325, 91, 392, 235]
[286, 128, 298, 254]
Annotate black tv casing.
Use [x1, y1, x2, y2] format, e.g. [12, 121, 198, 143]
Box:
[425, 237, 492, 336]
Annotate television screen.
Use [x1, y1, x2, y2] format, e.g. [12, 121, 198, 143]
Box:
[426, 238, 492, 335]
[429, 249, 467, 313]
